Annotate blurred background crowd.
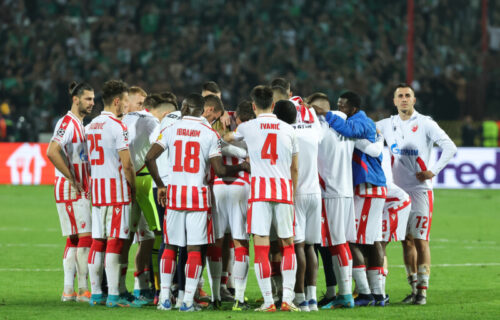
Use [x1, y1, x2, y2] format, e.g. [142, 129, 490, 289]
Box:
[0, 0, 499, 145]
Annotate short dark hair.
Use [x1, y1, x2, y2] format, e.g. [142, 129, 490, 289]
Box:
[272, 85, 288, 100]
[68, 81, 93, 97]
[204, 94, 224, 114]
[273, 100, 297, 125]
[394, 83, 415, 95]
[235, 100, 255, 123]
[202, 81, 221, 94]
[102, 80, 129, 106]
[160, 91, 178, 109]
[144, 93, 172, 110]
[182, 93, 205, 114]
[339, 91, 361, 109]
[306, 92, 329, 105]
[250, 85, 274, 110]
[271, 78, 290, 91]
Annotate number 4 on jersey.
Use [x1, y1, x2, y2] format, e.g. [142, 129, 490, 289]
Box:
[261, 133, 278, 165]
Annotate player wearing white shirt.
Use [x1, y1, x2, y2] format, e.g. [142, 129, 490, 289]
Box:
[145, 93, 249, 312]
[86, 80, 140, 308]
[225, 86, 299, 312]
[377, 84, 457, 305]
[121, 91, 165, 303]
[312, 94, 385, 309]
[47, 81, 94, 302]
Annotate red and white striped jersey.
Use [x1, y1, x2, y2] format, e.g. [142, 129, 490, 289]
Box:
[213, 143, 250, 186]
[51, 111, 90, 203]
[233, 113, 298, 204]
[155, 116, 221, 211]
[86, 111, 131, 206]
[354, 183, 387, 198]
[290, 96, 315, 123]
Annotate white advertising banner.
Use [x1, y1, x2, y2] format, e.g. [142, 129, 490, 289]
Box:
[382, 147, 500, 189]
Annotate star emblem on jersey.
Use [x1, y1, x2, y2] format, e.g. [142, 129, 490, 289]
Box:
[420, 230, 424, 235]
[412, 125, 418, 132]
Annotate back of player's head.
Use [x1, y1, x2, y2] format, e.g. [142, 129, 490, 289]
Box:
[250, 85, 274, 110]
[271, 78, 291, 92]
[68, 81, 93, 97]
[202, 81, 221, 95]
[235, 100, 256, 123]
[394, 83, 415, 96]
[204, 94, 224, 114]
[273, 100, 297, 125]
[306, 92, 329, 105]
[129, 86, 147, 98]
[339, 91, 361, 110]
[102, 80, 129, 106]
[272, 85, 289, 103]
[182, 93, 205, 116]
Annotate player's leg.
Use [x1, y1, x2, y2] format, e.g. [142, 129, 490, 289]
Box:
[304, 194, 321, 311]
[152, 186, 165, 303]
[220, 233, 235, 301]
[133, 214, 155, 303]
[88, 206, 107, 306]
[304, 244, 318, 310]
[180, 209, 212, 312]
[174, 246, 187, 308]
[249, 202, 276, 311]
[274, 202, 299, 312]
[318, 199, 337, 306]
[292, 195, 307, 310]
[56, 201, 79, 301]
[269, 239, 282, 302]
[73, 198, 92, 301]
[104, 204, 141, 308]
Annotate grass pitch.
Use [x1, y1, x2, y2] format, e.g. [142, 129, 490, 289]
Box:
[0, 186, 499, 319]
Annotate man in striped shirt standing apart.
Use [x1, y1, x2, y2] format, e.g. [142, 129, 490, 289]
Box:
[86, 80, 140, 307]
[47, 81, 94, 302]
[225, 85, 300, 312]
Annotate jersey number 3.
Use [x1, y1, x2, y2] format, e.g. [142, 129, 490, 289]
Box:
[261, 133, 278, 165]
[88, 134, 104, 165]
[173, 140, 200, 173]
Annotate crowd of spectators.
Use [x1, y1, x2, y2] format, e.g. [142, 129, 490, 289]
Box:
[0, 0, 499, 142]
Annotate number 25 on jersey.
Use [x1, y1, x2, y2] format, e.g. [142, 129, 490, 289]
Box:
[88, 134, 104, 165]
[261, 133, 278, 165]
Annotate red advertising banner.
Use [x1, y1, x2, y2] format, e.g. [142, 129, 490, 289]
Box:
[0, 143, 55, 185]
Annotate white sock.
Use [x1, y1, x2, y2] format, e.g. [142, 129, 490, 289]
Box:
[227, 246, 235, 288]
[306, 286, 317, 302]
[88, 248, 104, 295]
[294, 292, 305, 305]
[281, 245, 297, 304]
[352, 266, 370, 295]
[160, 249, 176, 302]
[184, 252, 203, 306]
[233, 248, 249, 303]
[382, 268, 388, 296]
[206, 248, 222, 301]
[220, 271, 228, 290]
[417, 265, 430, 296]
[134, 269, 150, 292]
[104, 252, 121, 296]
[330, 246, 352, 296]
[63, 246, 77, 294]
[254, 245, 273, 306]
[76, 246, 89, 291]
[367, 267, 384, 296]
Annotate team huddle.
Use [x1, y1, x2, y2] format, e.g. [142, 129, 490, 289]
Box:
[47, 78, 457, 312]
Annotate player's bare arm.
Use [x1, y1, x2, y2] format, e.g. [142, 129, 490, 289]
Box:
[210, 155, 250, 178]
[47, 141, 83, 193]
[144, 142, 167, 206]
[118, 149, 136, 200]
[223, 131, 235, 143]
[290, 153, 299, 196]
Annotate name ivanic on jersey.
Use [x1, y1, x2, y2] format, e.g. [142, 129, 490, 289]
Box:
[260, 123, 280, 130]
[391, 143, 419, 156]
[89, 122, 105, 130]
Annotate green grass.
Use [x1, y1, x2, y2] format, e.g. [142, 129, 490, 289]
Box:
[1, 186, 500, 319]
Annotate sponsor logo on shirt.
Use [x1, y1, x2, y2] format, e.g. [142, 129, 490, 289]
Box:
[79, 148, 88, 162]
[390, 143, 419, 156]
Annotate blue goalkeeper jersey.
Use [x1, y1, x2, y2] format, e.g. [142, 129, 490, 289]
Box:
[325, 110, 386, 187]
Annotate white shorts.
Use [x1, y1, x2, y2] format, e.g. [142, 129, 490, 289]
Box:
[130, 202, 155, 242]
[213, 182, 250, 241]
[406, 190, 434, 241]
[321, 197, 356, 247]
[163, 209, 214, 246]
[92, 203, 131, 239]
[56, 198, 92, 236]
[382, 198, 411, 242]
[294, 194, 322, 244]
[247, 201, 295, 239]
[353, 196, 385, 245]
